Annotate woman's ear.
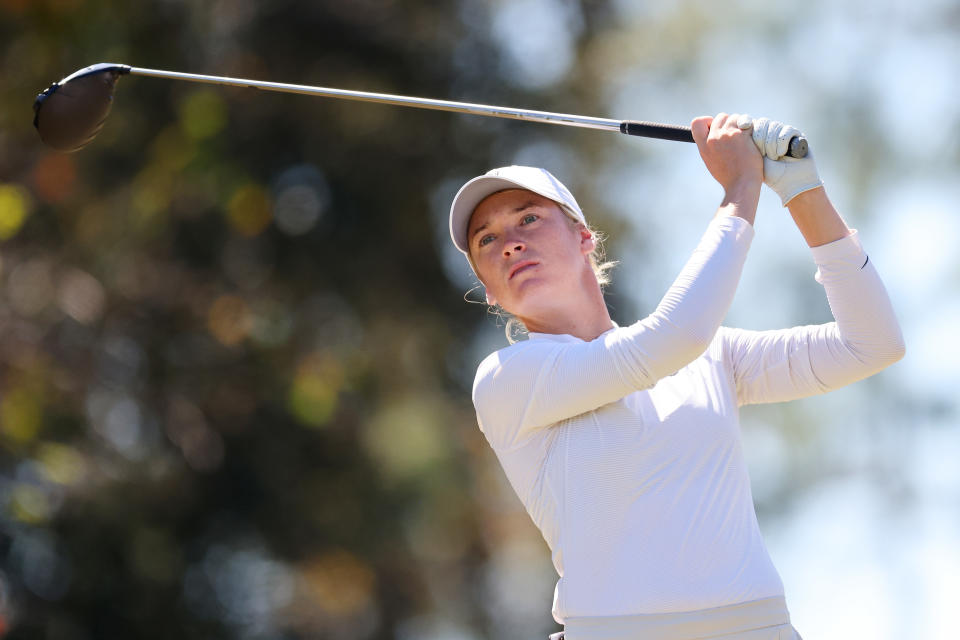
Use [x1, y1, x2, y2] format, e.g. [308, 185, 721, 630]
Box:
[579, 225, 596, 254]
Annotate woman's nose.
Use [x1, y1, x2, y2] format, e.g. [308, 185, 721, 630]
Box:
[503, 241, 525, 257]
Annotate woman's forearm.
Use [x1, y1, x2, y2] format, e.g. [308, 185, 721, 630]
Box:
[786, 186, 851, 247]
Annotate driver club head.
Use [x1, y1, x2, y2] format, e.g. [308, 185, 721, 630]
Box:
[33, 63, 131, 152]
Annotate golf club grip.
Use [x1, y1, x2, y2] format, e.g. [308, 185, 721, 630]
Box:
[619, 120, 808, 158]
[620, 121, 694, 143]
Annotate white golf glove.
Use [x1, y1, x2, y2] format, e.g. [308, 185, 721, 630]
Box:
[738, 115, 823, 206]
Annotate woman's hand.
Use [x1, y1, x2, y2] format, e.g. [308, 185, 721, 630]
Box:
[692, 113, 763, 225]
[691, 113, 763, 204]
[746, 116, 824, 207]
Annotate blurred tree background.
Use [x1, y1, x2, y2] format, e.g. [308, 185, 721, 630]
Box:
[0, 1, 957, 639]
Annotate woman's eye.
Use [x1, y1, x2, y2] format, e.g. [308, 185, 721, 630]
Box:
[521, 214, 538, 224]
[478, 235, 494, 247]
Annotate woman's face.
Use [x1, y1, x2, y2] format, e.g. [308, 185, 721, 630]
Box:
[467, 189, 595, 322]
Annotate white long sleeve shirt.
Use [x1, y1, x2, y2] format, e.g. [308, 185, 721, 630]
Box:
[471, 216, 904, 623]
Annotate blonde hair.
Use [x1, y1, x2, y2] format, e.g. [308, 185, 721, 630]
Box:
[468, 219, 618, 344]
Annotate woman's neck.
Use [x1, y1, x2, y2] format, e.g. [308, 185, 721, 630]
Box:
[521, 270, 614, 341]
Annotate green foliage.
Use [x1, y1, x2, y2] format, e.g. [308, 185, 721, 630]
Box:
[0, 1, 584, 637]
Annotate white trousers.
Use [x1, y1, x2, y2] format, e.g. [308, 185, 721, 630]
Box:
[558, 596, 802, 640]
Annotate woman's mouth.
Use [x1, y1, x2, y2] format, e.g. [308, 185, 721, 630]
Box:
[509, 260, 539, 279]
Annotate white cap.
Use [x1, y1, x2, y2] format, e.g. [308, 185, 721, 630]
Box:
[448, 165, 586, 255]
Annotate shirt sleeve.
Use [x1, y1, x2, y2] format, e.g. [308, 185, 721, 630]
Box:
[721, 230, 906, 406]
[473, 215, 754, 450]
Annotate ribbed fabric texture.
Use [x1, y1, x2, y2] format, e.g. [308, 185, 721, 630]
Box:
[472, 220, 904, 623]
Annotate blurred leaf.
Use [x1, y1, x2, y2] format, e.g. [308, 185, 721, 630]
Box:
[179, 89, 228, 141]
[1, 386, 43, 445]
[0, 183, 33, 239]
[225, 183, 272, 237]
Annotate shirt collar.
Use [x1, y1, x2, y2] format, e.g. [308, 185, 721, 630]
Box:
[527, 322, 618, 343]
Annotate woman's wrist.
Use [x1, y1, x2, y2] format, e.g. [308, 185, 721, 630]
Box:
[718, 179, 761, 225]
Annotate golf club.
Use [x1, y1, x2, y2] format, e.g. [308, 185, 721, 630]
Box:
[34, 63, 809, 157]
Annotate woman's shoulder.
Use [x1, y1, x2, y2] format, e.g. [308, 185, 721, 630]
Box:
[473, 339, 561, 391]
[476, 338, 556, 374]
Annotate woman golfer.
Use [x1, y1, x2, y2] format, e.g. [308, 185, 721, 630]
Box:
[447, 113, 904, 640]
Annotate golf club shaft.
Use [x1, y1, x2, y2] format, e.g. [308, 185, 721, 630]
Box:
[127, 66, 692, 142]
[37, 63, 807, 156]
